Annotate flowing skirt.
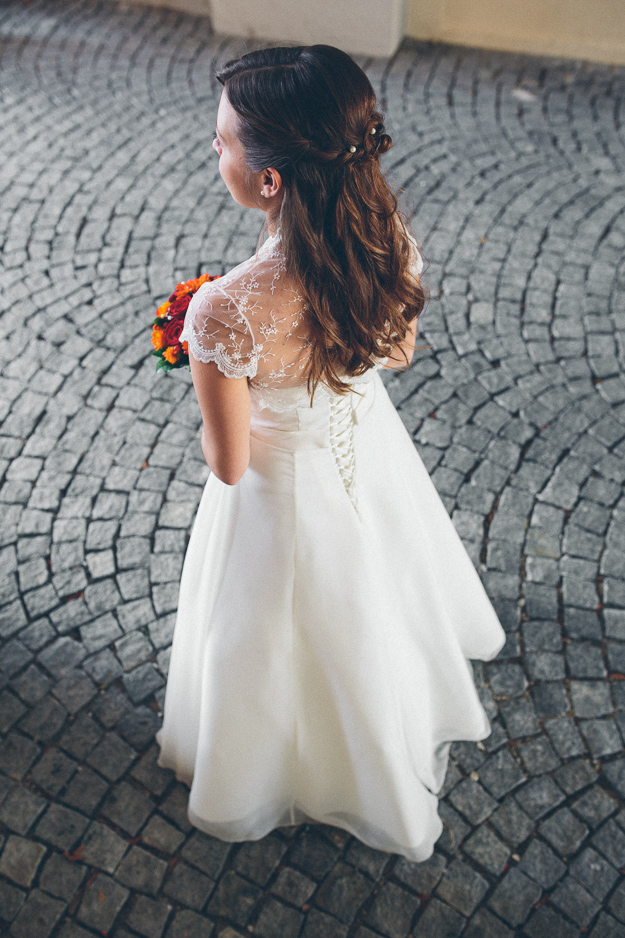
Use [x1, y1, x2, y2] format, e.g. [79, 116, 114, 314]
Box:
[156, 372, 505, 861]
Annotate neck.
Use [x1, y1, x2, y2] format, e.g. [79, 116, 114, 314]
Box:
[265, 211, 279, 237]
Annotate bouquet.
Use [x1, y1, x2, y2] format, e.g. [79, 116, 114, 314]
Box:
[151, 273, 221, 372]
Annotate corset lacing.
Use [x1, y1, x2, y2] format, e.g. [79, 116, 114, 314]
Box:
[329, 393, 358, 510]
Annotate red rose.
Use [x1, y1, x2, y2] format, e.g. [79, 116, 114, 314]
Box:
[168, 295, 191, 317]
[162, 318, 184, 346]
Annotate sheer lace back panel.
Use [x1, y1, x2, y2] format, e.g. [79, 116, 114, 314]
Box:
[181, 232, 423, 412]
[180, 233, 311, 393]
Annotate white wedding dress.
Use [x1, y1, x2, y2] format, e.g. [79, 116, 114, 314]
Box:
[156, 232, 505, 862]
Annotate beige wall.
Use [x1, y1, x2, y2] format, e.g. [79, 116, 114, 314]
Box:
[119, 0, 625, 65]
[406, 0, 625, 65]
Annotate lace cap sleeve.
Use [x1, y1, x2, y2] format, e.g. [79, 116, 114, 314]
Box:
[180, 280, 258, 380]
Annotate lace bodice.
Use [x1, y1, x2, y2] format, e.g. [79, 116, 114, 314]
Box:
[180, 233, 311, 391]
[181, 231, 423, 411]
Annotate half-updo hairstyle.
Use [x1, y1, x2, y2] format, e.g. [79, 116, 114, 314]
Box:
[216, 45, 427, 394]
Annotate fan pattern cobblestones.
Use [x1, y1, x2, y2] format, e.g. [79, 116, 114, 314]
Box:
[1, 1, 625, 936]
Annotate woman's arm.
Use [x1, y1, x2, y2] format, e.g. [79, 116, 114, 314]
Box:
[383, 316, 419, 369]
[189, 355, 251, 485]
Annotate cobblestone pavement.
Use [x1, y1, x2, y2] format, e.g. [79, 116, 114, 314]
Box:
[1, 1, 625, 936]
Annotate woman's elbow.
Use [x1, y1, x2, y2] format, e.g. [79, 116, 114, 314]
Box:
[211, 453, 250, 486]
[216, 465, 248, 486]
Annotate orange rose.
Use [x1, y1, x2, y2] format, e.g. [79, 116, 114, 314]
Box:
[151, 325, 166, 351]
[182, 341, 189, 354]
[156, 301, 170, 319]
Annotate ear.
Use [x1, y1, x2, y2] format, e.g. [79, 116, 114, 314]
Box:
[259, 166, 282, 200]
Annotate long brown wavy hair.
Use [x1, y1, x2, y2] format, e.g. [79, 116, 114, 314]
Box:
[216, 45, 427, 395]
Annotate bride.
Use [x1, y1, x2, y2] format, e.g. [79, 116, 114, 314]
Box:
[156, 43, 505, 862]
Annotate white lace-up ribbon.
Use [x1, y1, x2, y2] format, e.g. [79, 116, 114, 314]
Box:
[329, 392, 359, 509]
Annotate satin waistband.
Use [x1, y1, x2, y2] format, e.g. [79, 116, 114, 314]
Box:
[249, 377, 377, 452]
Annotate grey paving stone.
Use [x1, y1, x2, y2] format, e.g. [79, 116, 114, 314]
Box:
[254, 897, 304, 938]
[61, 766, 109, 814]
[499, 696, 541, 738]
[490, 796, 534, 847]
[0, 731, 41, 779]
[90, 685, 131, 728]
[566, 642, 607, 679]
[123, 661, 165, 703]
[37, 637, 86, 680]
[435, 858, 488, 918]
[0, 879, 26, 923]
[608, 878, 625, 923]
[364, 879, 420, 936]
[38, 852, 86, 901]
[589, 912, 625, 938]
[530, 682, 570, 718]
[30, 748, 77, 796]
[115, 845, 168, 896]
[101, 780, 154, 836]
[140, 815, 185, 855]
[462, 824, 510, 875]
[515, 775, 566, 820]
[518, 736, 561, 775]
[164, 861, 214, 912]
[0, 784, 47, 835]
[86, 732, 137, 781]
[580, 718, 623, 758]
[412, 897, 465, 937]
[19, 695, 67, 743]
[540, 807, 589, 857]
[571, 846, 619, 901]
[602, 758, 625, 799]
[166, 909, 215, 938]
[525, 651, 566, 681]
[551, 873, 602, 927]
[343, 839, 389, 879]
[301, 908, 348, 938]
[465, 906, 514, 938]
[79, 820, 128, 873]
[571, 787, 617, 833]
[487, 662, 528, 697]
[182, 830, 232, 879]
[9, 888, 65, 938]
[523, 904, 580, 938]
[79, 612, 121, 654]
[591, 819, 625, 868]
[11, 665, 51, 705]
[448, 779, 497, 825]
[487, 866, 541, 927]
[77, 872, 129, 932]
[436, 802, 471, 854]
[271, 867, 316, 906]
[125, 893, 172, 938]
[59, 713, 103, 760]
[313, 862, 371, 924]
[157, 784, 193, 834]
[393, 851, 446, 895]
[288, 829, 341, 878]
[116, 705, 161, 751]
[545, 715, 587, 758]
[518, 837, 566, 889]
[0, 835, 46, 887]
[34, 803, 89, 852]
